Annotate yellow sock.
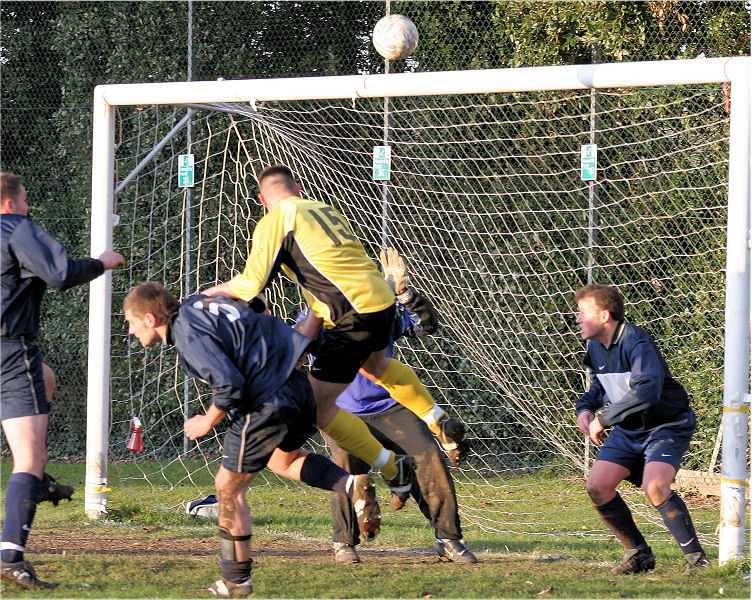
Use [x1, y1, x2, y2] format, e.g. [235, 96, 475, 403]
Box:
[373, 359, 445, 434]
[321, 408, 397, 478]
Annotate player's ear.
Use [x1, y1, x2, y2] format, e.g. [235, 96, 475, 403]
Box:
[600, 309, 611, 324]
[294, 183, 301, 196]
[144, 312, 159, 328]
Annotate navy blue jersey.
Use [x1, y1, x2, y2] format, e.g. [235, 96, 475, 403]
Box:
[169, 294, 313, 413]
[575, 320, 690, 431]
[1, 214, 104, 338]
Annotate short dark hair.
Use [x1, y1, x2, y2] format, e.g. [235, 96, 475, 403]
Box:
[258, 164, 296, 187]
[123, 282, 180, 325]
[1, 173, 24, 201]
[574, 284, 625, 321]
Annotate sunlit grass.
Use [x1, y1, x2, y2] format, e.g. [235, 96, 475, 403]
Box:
[0, 462, 748, 598]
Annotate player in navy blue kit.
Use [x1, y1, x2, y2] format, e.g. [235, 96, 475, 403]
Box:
[0, 172, 125, 589]
[123, 282, 381, 598]
[574, 284, 709, 575]
[297, 248, 476, 565]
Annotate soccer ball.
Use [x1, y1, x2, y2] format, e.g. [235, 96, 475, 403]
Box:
[372, 14, 419, 61]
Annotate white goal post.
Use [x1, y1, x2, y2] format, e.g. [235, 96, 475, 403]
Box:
[87, 57, 750, 562]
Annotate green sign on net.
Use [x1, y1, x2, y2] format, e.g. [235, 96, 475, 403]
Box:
[581, 144, 597, 181]
[373, 145, 391, 181]
[178, 153, 195, 188]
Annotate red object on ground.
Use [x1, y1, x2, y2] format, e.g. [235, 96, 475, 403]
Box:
[127, 416, 143, 452]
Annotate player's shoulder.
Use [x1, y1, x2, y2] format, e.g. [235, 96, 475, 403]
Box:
[266, 195, 319, 222]
[183, 293, 248, 314]
[1, 213, 34, 235]
[175, 294, 254, 339]
[2, 214, 56, 247]
[621, 320, 651, 342]
[618, 321, 658, 357]
[280, 195, 315, 207]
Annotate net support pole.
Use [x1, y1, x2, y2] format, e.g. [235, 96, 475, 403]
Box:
[380, 0, 391, 249]
[719, 56, 750, 564]
[85, 86, 116, 518]
[183, 0, 194, 456]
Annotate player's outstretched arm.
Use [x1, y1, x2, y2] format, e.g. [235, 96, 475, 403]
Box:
[201, 282, 239, 298]
[295, 310, 324, 339]
[97, 249, 125, 270]
[380, 247, 439, 335]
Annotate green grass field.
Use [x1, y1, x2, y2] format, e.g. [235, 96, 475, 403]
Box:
[0, 462, 748, 599]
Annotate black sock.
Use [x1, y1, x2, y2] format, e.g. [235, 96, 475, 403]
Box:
[299, 453, 351, 495]
[595, 493, 649, 550]
[1, 473, 42, 563]
[654, 491, 703, 555]
[220, 558, 253, 584]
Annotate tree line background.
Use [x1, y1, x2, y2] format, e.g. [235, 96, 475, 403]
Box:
[1, 0, 750, 458]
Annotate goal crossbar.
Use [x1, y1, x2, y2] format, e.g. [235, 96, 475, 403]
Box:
[97, 57, 741, 105]
[87, 57, 750, 562]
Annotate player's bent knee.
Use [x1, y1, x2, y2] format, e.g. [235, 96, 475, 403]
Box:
[643, 480, 671, 505]
[214, 467, 250, 493]
[585, 480, 612, 505]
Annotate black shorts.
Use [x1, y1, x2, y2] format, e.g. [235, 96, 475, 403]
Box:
[0, 338, 50, 421]
[310, 304, 396, 384]
[596, 410, 696, 486]
[221, 369, 318, 474]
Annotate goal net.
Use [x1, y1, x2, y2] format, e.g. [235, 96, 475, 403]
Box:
[87, 59, 749, 554]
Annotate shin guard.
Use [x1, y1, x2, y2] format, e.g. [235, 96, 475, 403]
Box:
[218, 527, 252, 584]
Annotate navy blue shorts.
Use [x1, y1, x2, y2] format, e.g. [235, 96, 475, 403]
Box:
[596, 410, 697, 486]
[310, 304, 396, 384]
[221, 369, 318, 474]
[0, 339, 50, 421]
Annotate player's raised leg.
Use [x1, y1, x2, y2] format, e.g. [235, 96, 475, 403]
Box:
[310, 376, 416, 497]
[359, 349, 471, 467]
[267, 448, 381, 540]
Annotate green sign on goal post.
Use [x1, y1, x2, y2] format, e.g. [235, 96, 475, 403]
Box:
[581, 144, 597, 181]
[373, 145, 391, 180]
[178, 154, 195, 187]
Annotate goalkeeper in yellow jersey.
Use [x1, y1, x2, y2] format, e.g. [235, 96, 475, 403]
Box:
[203, 164, 470, 492]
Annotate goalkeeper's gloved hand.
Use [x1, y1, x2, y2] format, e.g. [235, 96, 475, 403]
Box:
[380, 247, 412, 302]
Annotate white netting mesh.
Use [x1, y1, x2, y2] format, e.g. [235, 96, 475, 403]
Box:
[106, 83, 728, 541]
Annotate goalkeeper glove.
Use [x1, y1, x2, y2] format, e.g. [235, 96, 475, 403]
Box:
[380, 247, 412, 302]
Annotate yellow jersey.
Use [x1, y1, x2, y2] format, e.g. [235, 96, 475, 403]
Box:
[228, 196, 394, 328]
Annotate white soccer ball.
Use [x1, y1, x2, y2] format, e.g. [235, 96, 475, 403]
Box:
[372, 14, 419, 61]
